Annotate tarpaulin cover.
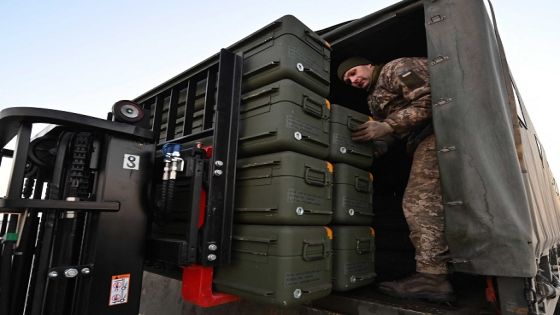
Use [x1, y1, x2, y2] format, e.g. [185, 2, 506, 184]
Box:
[425, 0, 537, 276]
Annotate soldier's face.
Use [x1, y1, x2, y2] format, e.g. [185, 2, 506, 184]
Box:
[343, 64, 375, 90]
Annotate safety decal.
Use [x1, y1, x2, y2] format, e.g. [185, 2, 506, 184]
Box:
[109, 273, 130, 306]
[123, 154, 140, 170]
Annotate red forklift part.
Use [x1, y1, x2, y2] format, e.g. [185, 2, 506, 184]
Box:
[182, 265, 239, 307]
[198, 189, 206, 229]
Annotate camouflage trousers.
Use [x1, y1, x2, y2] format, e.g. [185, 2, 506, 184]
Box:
[402, 134, 448, 274]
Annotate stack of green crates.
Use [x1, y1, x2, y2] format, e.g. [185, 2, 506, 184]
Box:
[328, 104, 376, 291]
[213, 15, 334, 306]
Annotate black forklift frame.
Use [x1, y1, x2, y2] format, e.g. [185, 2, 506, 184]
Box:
[0, 107, 153, 315]
[0, 48, 243, 313]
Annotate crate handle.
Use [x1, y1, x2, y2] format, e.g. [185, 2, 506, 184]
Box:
[235, 207, 278, 213]
[301, 135, 329, 148]
[213, 280, 275, 297]
[237, 160, 280, 169]
[304, 30, 331, 50]
[345, 148, 371, 158]
[241, 87, 279, 103]
[354, 272, 377, 281]
[302, 240, 327, 261]
[346, 115, 366, 131]
[239, 131, 277, 142]
[304, 167, 327, 186]
[300, 283, 332, 295]
[301, 208, 333, 215]
[355, 237, 373, 254]
[232, 235, 277, 244]
[354, 177, 371, 193]
[302, 67, 330, 85]
[352, 210, 374, 217]
[235, 174, 272, 181]
[244, 61, 280, 78]
[301, 96, 324, 118]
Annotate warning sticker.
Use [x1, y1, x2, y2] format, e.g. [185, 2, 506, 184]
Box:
[109, 274, 130, 306]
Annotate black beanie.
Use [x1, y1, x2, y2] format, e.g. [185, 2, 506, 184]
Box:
[337, 57, 372, 81]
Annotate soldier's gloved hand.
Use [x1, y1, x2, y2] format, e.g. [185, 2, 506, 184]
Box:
[351, 120, 394, 142]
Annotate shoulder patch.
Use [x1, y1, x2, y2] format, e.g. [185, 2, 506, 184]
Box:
[398, 69, 425, 90]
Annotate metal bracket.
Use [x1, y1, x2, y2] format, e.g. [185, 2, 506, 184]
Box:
[428, 15, 446, 25]
[435, 98, 454, 107]
[431, 55, 449, 66]
[439, 146, 456, 153]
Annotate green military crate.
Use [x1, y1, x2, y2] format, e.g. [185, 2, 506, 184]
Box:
[331, 226, 376, 291]
[328, 104, 374, 170]
[213, 225, 333, 306]
[148, 15, 330, 143]
[235, 15, 331, 96]
[235, 151, 333, 225]
[239, 79, 330, 159]
[332, 163, 374, 225]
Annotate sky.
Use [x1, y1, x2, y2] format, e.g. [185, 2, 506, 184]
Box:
[0, 0, 559, 194]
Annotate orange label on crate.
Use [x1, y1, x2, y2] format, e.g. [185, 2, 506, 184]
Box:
[109, 274, 130, 306]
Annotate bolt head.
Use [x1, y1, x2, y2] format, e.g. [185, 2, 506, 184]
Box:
[348, 209, 355, 216]
[64, 268, 79, 278]
[48, 271, 59, 278]
[207, 254, 217, 261]
[293, 289, 302, 299]
[214, 169, 223, 176]
[296, 207, 305, 216]
[81, 267, 91, 275]
[208, 244, 218, 251]
[214, 160, 224, 167]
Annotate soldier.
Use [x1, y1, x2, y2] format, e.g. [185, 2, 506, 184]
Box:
[337, 57, 454, 302]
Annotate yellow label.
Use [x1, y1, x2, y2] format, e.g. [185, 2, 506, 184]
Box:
[326, 162, 334, 173]
[323, 226, 333, 240]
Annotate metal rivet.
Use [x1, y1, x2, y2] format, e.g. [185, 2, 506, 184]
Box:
[350, 276, 357, 283]
[214, 169, 223, 176]
[81, 268, 91, 275]
[293, 289, 302, 299]
[208, 244, 218, 251]
[48, 271, 59, 278]
[296, 63, 304, 72]
[294, 132, 302, 140]
[64, 268, 79, 278]
[348, 209, 355, 216]
[214, 160, 223, 167]
[207, 254, 217, 261]
[339, 147, 347, 154]
[296, 207, 305, 216]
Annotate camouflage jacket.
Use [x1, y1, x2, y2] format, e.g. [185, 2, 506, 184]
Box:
[367, 57, 432, 136]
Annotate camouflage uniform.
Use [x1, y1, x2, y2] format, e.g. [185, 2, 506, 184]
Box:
[368, 57, 448, 274]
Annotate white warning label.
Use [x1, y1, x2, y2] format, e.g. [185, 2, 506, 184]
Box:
[109, 273, 130, 306]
